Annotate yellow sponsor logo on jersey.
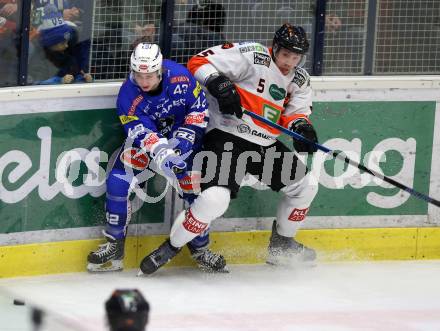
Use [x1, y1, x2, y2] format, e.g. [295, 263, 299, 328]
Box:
[193, 81, 202, 98]
[119, 115, 139, 124]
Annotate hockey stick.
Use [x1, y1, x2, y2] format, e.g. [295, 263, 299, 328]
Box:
[243, 110, 440, 208]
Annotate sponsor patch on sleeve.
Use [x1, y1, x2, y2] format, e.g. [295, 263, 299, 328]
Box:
[253, 52, 271, 67]
[292, 67, 310, 88]
[221, 42, 234, 49]
[239, 44, 266, 53]
[192, 81, 202, 98]
[184, 112, 206, 125]
[128, 95, 144, 116]
[119, 115, 139, 124]
[170, 75, 190, 84]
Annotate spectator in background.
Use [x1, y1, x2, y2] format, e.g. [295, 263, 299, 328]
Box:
[172, 0, 226, 65]
[320, 0, 365, 74]
[0, 0, 19, 86]
[0, 9, 16, 35]
[0, 0, 17, 19]
[306, 1, 343, 64]
[32, 4, 92, 84]
[32, 1, 91, 45]
[90, 0, 161, 80]
[326, 13, 342, 33]
[115, 0, 160, 53]
[88, 0, 124, 80]
[32, 0, 80, 27]
[132, 21, 156, 43]
[106, 289, 150, 331]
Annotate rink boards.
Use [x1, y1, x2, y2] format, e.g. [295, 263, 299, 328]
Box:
[1, 77, 440, 277]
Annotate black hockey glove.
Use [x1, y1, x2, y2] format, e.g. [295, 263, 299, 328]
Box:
[206, 74, 242, 118]
[290, 119, 318, 154]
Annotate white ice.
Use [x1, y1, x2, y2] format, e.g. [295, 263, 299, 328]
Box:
[1, 261, 440, 331]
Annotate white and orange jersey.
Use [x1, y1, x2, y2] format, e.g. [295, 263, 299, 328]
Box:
[187, 41, 313, 146]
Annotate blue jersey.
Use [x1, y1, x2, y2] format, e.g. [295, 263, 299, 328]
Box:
[116, 59, 209, 154]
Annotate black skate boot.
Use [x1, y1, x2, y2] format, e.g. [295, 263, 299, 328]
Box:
[187, 243, 229, 273]
[267, 221, 316, 265]
[139, 239, 181, 275]
[87, 232, 125, 272]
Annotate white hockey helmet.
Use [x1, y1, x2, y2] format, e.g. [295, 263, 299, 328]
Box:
[130, 43, 163, 74]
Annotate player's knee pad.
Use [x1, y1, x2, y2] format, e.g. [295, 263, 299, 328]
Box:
[281, 172, 318, 206]
[191, 186, 231, 222]
[170, 187, 230, 248]
[170, 209, 209, 244]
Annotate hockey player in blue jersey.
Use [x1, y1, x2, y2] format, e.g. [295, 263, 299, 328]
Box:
[87, 43, 227, 273]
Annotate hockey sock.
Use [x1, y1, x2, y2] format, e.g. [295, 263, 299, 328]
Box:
[276, 172, 318, 237]
[188, 230, 210, 249]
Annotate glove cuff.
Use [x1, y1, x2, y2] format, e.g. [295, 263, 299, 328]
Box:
[205, 72, 220, 86]
[206, 74, 234, 97]
[174, 127, 196, 144]
[290, 118, 309, 131]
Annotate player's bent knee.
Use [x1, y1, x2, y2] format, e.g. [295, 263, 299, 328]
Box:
[191, 186, 231, 221]
[282, 173, 319, 204]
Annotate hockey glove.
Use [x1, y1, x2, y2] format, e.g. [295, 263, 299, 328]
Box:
[174, 127, 196, 156]
[290, 119, 318, 154]
[153, 147, 188, 179]
[206, 74, 242, 118]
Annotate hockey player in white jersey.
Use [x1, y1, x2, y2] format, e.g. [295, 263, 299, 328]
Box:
[139, 23, 320, 275]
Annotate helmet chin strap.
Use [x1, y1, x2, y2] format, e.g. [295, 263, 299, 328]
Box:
[297, 54, 307, 68]
[272, 43, 280, 61]
[156, 67, 163, 81]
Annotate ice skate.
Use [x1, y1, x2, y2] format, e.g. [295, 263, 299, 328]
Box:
[267, 221, 316, 265]
[87, 232, 125, 272]
[138, 239, 181, 275]
[187, 243, 228, 273]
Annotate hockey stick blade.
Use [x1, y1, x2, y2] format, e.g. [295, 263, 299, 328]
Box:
[243, 110, 440, 208]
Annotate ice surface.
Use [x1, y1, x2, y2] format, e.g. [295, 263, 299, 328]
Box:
[1, 261, 440, 331]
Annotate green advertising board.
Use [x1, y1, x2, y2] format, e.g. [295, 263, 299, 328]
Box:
[0, 109, 166, 234]
[225, 101, 435, 218]
[0, 101, 436, 235]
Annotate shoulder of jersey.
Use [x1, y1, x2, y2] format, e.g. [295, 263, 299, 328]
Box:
[118, 77, 138, 97]
[163, 59, 193, 85]
[292, 66, 311, 88]
[235, 41, 270, 55]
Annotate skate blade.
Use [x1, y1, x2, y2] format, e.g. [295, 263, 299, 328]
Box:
[87, 260, 123, 273]
[198, 265, 230, 274]
[139, 256, 163, 275]
[266, 254, 316, 267]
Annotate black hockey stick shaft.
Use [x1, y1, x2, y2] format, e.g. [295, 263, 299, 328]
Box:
[243, 110, 440, 207]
